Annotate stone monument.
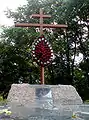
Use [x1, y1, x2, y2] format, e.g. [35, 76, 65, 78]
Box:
[7, 84, 83, 119]
[7, 9, 83, 119]
[8, 84, 82, 106]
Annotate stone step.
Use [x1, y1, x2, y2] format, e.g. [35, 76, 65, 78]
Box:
[75, 111, 89, 120]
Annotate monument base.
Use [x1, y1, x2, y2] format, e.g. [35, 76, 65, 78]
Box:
[7, 84, 82, 105]
[7, 84, 83, 119]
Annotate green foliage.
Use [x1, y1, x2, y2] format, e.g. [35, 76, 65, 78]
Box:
[0, 96, 3, 101]
[0, 27, 40, 84]
[0, 95, 7, 105]
[84, 100, 89, 104]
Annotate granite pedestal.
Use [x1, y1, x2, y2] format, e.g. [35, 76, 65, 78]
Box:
[7, 84, 83, 119]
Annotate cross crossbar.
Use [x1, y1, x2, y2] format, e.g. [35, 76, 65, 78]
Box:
[31, 14, 51, 18]
[15, 23, 68, 28]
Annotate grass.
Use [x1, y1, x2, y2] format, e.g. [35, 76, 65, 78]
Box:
[0, 96, 7, 106]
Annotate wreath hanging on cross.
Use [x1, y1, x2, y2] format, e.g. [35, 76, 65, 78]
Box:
[32, 35, 54, 66]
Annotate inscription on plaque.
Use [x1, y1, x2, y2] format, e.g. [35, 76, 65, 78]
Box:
[35, 88, 53, 109]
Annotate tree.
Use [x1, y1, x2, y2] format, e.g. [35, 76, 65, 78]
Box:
[64, 0, 89, 100]
[0, 27, 40, 98]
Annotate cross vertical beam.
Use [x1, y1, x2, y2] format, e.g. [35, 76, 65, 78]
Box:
[39, 8, 43, 35]
[39, 8, 44, 84]
[40, 66, 44, 84]
[30, 8, 51, 85]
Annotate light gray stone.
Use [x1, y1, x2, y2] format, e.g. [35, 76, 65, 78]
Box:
[7, 84, 82, 105]
[79, 104, 89, 112]
[7, 84, 83, 106]
[7, 84, 83, 118]
[75, 111, 89, 120]
[52, 85, 83, 105]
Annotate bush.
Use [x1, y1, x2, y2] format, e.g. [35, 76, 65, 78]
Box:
[84, 100, 89, 104]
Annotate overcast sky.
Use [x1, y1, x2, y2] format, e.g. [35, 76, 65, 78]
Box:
[0, 0, 27, 26]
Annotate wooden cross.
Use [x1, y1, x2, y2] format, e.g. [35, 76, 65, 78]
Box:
[15, 8, 68, 84]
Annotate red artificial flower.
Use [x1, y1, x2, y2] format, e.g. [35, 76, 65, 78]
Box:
[32, 35, 53, 66]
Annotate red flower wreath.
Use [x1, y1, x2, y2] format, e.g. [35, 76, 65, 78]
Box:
[32, 35, 53, 66]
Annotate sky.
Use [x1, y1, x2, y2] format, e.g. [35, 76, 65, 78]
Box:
[0, 0, 27, 26]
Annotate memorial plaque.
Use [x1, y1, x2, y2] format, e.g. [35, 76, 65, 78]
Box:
[35, 88, 53, 109]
